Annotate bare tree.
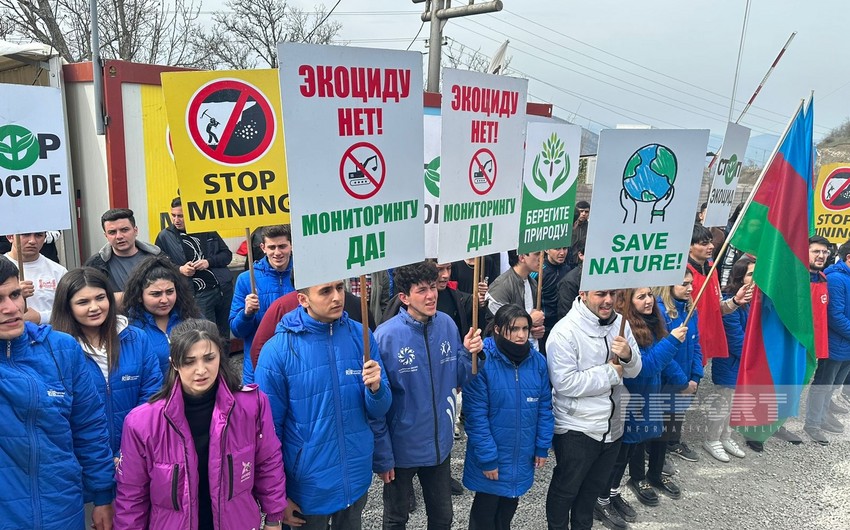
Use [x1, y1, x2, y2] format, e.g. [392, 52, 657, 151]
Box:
[202, 0, 342, 69]
[443, 39, 489, 73]
[0, 0, 213, 66]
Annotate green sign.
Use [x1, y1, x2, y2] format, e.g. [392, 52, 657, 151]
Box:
[518, 126, 581, 253]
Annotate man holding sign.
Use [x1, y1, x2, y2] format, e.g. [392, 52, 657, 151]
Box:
[255, 280, 390, 529]
[372, 261, 483, 530]
[545, 290, 642, 530]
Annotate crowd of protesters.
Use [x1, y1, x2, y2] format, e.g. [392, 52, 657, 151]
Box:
[2, 198, 848, 530]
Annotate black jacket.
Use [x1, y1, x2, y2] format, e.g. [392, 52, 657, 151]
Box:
[155, 226, 233, 286]
[557, 263, 582, 320]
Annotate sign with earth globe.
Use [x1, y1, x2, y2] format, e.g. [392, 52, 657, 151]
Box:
[620, 143, 678, 223]
[581, 128, 710, 291]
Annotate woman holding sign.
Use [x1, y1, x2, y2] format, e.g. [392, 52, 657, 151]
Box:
[462, 304, 553, 530]
[594, 288, 687, 529]
[122, 255, 201, 376]
[654, 271, 703, 470]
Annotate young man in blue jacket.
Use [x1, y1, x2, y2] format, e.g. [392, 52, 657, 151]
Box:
[230, 224, 295, 383]
[372, 261, 483, 530]
[0, 257, 115, 530]
[255, 279, 391, 530]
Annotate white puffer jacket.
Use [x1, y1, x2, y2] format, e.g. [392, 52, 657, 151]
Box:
[546, 298, 642, 442]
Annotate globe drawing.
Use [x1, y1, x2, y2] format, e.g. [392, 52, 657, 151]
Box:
[622, 144, 677, 203]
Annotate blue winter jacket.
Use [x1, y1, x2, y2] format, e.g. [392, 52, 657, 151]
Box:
[657, 297, 704, 413]
[461, 338, 553, 498]
[254, 307, 391, 516]
[129, 309, 184, 376]
[0, 323, 115, 530]
[80, 320, 163, 457]
[826, 261, 850, 361]
[371, 308, 475, 471]
[230, 256, 294, 384]
[713, 295, 750, 387]
[622, 333, 685, 444]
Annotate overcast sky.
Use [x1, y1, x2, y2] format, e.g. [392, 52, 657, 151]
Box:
[281, 0, 849, 144]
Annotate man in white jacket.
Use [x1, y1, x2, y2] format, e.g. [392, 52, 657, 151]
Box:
[545, 290, 642, 530]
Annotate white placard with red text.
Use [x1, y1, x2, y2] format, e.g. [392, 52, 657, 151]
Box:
[278, 43, 424, 288]
[437, 68, 528, 263]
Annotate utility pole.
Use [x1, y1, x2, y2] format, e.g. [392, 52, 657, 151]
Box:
[414, 0, 503, 92]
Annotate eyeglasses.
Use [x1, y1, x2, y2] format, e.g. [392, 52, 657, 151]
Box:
[811, 250, 831, 256]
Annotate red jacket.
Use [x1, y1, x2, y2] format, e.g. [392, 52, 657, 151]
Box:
[114, 381, 286, 529]
[812, 271, 829, 360]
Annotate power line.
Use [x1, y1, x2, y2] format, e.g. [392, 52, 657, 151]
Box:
[303, 0, 343, 42]
[500, 8, 803, 125]
[458, 16, 811, 136]
[453, 21, 765, 132]
[406, 21, 425, 51]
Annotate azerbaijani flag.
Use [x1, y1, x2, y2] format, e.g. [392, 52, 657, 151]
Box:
[729, 99, 816, 437]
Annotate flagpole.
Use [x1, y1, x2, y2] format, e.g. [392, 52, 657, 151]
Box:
[707, 31, 796, 171]
[685, 99, 805, 324]
[728, 0, 752, 122]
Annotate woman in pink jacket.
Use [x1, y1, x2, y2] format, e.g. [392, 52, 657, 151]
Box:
[114, 319, 287, 529]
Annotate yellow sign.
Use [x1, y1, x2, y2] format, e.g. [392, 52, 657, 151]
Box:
[161, 70, 289, 232]
[140, 84, 179, 236]
[814, 163, 850, 244]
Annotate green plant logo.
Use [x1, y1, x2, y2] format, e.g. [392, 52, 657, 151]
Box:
[531, 133, 570, 196]
[724, 154, 738, 185]
[424, 156, 440, 198]
[0, 124, 40, 171]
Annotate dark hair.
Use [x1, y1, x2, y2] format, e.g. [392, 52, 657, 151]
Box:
[724, 255, 755, 295]
[100, 208, 135, 229]
[52, 267, 120, 372]
[171, 197, 182, 208]
[838, 242, 850, 263]
[576, 200, 590, 209]
[121, 255, 200, 322]
[150, 319, 241, 402]
[262, 224, 291, 243]
[700, 202, 707, 211]
[0, 256, 18, 285]
[691, 224, 713, 245]
[809, 235, 830, 248]
[487, 304, 531, 338]
[728, 202, 745, 225]
[394, 261, 438, 295]
[614, 287, 668, 348]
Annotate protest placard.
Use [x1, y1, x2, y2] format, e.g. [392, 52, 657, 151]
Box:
[438, 68, 528, 263]
[423, 113, 441, 258]
[161, 69, 289, 233]
[581, 129, 710, 290]
[517, 120, 582, 253]
[814, 163, 850, 244]
[278, 42, 424, 287]
[703, 122, 751, 228]
[0, 84, 71, 233]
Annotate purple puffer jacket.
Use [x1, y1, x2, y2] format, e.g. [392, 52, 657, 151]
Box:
[114, 381, 286, 529]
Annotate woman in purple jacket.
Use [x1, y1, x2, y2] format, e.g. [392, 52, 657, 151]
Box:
[114, 319, 287, 529]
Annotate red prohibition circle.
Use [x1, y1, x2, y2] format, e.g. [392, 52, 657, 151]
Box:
[821, 167, 850, 212]
[339, 142, 386, 199]
[186, 78, 277, 166]
[468, 147, 497, 196]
